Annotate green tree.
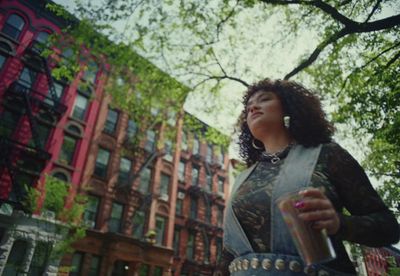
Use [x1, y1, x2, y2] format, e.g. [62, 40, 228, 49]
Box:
[53, 0, 399, 213]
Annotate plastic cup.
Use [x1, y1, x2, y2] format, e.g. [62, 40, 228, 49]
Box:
[276, 190, 336, 266]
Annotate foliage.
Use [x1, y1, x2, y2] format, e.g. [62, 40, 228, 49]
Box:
[387, 256, 400, 276]
[184, 113, 230, 149]
[42, 175, 69, 215]
[22, 175, 88, 260]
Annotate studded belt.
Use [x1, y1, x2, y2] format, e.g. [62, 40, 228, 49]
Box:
[229, 253, 353, 276]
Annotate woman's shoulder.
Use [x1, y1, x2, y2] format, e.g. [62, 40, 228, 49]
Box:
[320, 141, 351, 156]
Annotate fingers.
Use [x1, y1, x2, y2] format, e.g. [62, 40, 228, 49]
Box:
[298, 208, 336, 221]
[294, 187, 340, 235]
[298, 187, 325, 199]
[295, 198, 331, 212]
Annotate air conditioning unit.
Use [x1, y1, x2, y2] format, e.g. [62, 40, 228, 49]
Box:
[160, 194, 169, 201]
[177, 192, 185, 199]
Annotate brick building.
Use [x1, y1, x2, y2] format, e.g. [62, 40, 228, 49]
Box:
[362, 246, 400, 276]
[0, 0, 229, 275]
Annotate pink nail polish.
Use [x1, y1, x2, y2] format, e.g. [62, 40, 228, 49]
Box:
[294, 201, 305, 208]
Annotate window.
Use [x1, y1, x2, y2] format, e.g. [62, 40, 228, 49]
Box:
[83, 195, 100, 228]
[27, 122, 52, 149]
[104, 108, 119, 134]
[118, 157, 131, 185]
[138, 264, 150, 276]
[186, 233, 195, 260]
[167, 110, 176, 126]
[216, 238, 223, 262]
[192, 166, 199, 186]
[0, 110, 20, 137]
[155, 216, 166, 245]
[52, 171, 69, 182]
[163, 140, 173, 161]
[205, 203, 211, 224]
[173, 228, 180, 255]
[178, 161, 185, 182]
[176, 198, 183, 215]
[218, 148, 225, 166]
[190, 198, 197, 219]
[72, 94, 89, 121]
[109, 202, 124, 233]
[126, 119, 137, 140]
[18, 67, 37, 89]
[112, 260, 128, 276]
[138, 167, 151, 194]
[181, 132, 188, 151]
[1, 14, 25, 41]
[70, 252, 84, 276]
[88, 255, 101, 276]
[218, 177, 224, 194]
[94, 148, 110, 178]
[159, 173, 170, 198]
[132, 210, 145, 238]
[192, 136, 200, 155]
[45, 82, 65, 106]
[217, 206, 223, 227]
[59, 135, 78, 165]
[206, 172, 212, 192]
[206, 144, 213, 163]
[82, 60, 98, 84]
[154, 266, 163, 276]
[204, 236, 210, 264]
[28, 242, 49, 276]
[0, 53, 6, 70]
[0, 238, 26, 272]
[31, 31, 50, 54]
[144, 130, 156, 151]
[51, 82, 65, 100]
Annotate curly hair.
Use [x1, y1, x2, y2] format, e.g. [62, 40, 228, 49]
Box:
[238, 78, 335, 166]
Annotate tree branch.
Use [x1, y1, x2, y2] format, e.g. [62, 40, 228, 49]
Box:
[283, 12, 400, 79]
[284, 28, 349, 79]
[364, 0, 383, 23]
[190, 71, 249, 88]
[261, 0, 355, 26]
[338, 40, 400, 95]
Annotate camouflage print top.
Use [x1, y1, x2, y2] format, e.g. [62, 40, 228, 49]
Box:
[217, 142, 399, 275]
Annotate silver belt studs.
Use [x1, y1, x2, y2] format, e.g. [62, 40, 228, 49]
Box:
[229, 258, 330, 275]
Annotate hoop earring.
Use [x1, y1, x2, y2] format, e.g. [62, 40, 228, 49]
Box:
[283, 116, 290, 129]
[252, 139, 264, 150]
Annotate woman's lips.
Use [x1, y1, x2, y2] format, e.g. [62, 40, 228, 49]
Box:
[251, 112, 263, 119]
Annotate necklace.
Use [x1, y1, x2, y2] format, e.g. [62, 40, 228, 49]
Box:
[261, 143, 294, 164]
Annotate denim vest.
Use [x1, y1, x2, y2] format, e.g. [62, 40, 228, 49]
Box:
[223, 144, 322, 257]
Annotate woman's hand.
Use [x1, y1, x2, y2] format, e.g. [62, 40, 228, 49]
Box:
[295, 188, 340, 235]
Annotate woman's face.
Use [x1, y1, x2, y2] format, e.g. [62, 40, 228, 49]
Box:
[246, 90, 285, 138]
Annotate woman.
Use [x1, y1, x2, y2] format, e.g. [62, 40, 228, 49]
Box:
[218, 79, 399, 275]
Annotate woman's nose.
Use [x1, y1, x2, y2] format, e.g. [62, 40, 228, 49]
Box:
[249, 104, 259, 113]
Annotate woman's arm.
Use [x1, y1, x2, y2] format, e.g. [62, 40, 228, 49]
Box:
[327, 143, 399, 246]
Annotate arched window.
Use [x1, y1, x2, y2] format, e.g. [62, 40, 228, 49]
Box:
[35, 31, 50, 44]
[1, 14, 25, 41]
[32, 31, 50, 53]
[52, 171, 70, 182]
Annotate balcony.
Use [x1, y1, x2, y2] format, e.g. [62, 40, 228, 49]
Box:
[4, 82, 67, 118]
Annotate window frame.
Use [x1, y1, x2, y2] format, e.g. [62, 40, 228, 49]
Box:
[93, 147, 111, 179]
[1, 14, 26, 41]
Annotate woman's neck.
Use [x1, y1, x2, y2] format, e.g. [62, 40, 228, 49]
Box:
[259, 131, 292, 154]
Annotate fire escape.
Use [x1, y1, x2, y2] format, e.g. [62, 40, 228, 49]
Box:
[0, 40, 67, 210]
